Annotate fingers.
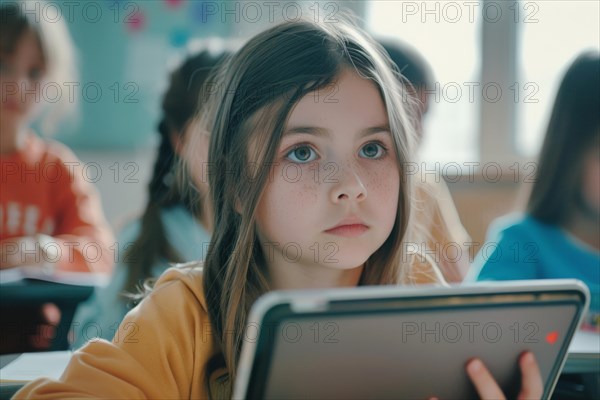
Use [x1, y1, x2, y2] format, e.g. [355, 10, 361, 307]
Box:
[41, 303, 61, 325]
[465, 353, 543, 400]
[517, 352, 543, 400]
[29, 324, 56, 349]
[465, 358, 506, 400]
[29, 303, 61, 350]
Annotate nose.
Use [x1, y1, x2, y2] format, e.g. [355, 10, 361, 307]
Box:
[329, 162, 367, 203]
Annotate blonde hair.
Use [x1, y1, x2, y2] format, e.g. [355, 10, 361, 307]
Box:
[192, 15, 436, 393]
[0, 0, 78, 134]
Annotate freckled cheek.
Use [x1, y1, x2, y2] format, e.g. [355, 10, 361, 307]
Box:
[265, 169, 320, 214]
[277, 163, 321, 201]
[363, 163, 400, 200]
[290, 173, 321, 205]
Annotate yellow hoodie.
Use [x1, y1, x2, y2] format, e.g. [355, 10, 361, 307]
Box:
[14, 260, 443, 399]
[14, 265, 229, 399]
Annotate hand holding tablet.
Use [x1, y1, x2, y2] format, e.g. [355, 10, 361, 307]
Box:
[465, 351, 543, 399]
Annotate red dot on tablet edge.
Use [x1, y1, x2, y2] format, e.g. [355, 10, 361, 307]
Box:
[545, 331, 559, 344]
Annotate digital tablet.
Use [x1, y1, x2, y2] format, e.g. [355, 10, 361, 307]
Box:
[233, 279, 589, 399]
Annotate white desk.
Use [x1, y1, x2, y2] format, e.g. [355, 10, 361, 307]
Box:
[563, 331, 600, 374]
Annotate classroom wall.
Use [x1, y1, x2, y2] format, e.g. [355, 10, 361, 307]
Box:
[75, 148, 154, 230]
[43, 0, 231, 149]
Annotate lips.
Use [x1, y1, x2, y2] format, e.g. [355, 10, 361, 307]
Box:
[324, 217, 369, 237]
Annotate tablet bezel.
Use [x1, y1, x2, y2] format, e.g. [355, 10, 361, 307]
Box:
[233, 279, 590, 399]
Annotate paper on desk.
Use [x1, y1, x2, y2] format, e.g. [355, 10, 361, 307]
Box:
[0, 351, 72, 382]
[0, 266, 108, 287]
[568, 331, 600, 355]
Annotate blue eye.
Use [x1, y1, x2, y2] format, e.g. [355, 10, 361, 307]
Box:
[286, 145, 317, 163]
[359, 142, 387, 159]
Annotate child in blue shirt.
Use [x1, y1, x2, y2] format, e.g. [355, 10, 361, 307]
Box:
[469, 52, 600, 330]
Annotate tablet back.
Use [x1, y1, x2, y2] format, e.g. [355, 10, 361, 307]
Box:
[234, 280, 589, 399]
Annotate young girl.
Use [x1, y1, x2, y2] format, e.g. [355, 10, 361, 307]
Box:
[15, 19, 542, 399]
[70, 48, 226, 348]
[0, 1, 114, 352]
[469, 52, 600, 330]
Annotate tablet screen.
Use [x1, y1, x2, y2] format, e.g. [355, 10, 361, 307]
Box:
[251, 300, 580, 399]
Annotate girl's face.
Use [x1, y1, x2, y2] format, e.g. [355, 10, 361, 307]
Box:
[255, 69, 400, 287]
[0, 29, 46, 131]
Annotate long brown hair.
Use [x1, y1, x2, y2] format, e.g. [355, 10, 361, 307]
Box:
[197, 17, 425, 391]
[528, 52, 600, 225]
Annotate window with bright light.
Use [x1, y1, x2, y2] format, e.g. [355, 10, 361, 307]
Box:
[368, 0, 599, 165]
[516, 0, 600, 156]
[367, 1, 481, 164]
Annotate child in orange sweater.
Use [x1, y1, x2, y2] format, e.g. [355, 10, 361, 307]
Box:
[0, 1, 114, 352]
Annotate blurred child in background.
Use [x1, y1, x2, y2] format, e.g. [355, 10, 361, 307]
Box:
[0, 1, 115, 353]
[71, 46, 227, 348]
[469, 52, 600, 331]
[380, 39, 472, 283]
